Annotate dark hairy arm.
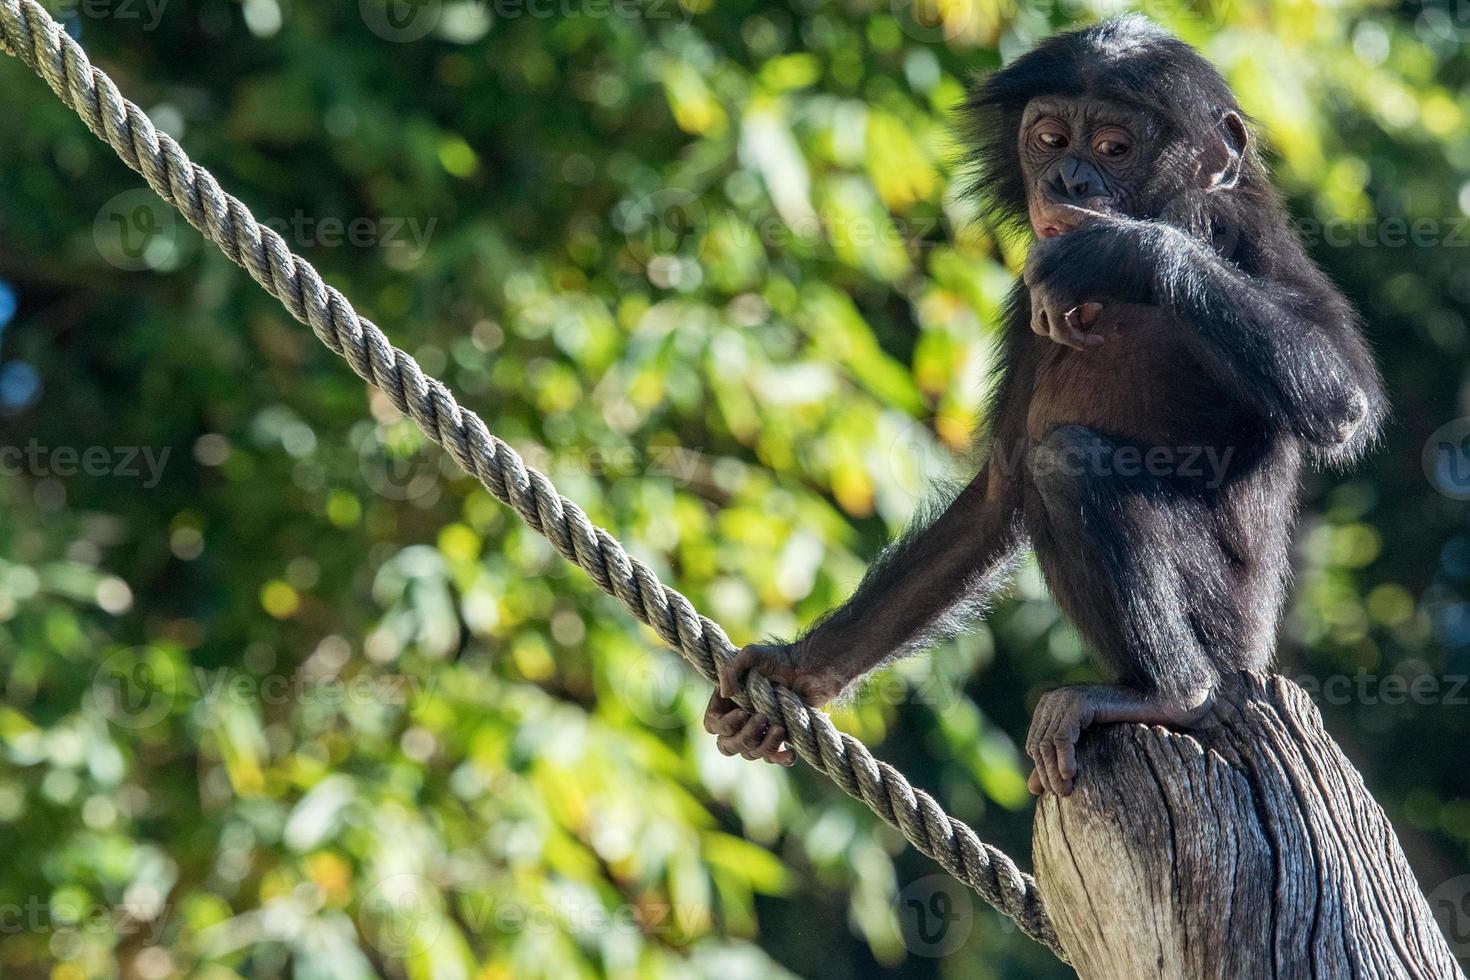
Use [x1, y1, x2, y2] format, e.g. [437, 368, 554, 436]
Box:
[702, 336, 1036, 763]
[783, 462, 1026, 687]
[1025, 213, 1387, 462]
[703, 465, 1026, 763]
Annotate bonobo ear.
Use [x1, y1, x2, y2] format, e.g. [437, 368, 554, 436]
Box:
[1205, 111, 1249, 191]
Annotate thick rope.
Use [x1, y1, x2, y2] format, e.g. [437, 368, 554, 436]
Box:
[0, 0, 1062, 957]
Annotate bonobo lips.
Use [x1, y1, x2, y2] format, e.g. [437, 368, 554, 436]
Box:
[1032, 203, 1109, 239]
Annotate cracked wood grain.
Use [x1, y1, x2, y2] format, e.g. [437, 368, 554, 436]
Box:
[1033, 672, 1464, 979]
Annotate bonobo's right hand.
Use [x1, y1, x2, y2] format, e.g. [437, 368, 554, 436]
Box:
[702, 641, 852, 766]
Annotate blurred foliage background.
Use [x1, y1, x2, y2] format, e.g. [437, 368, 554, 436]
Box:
[1, 0, 1468, 976]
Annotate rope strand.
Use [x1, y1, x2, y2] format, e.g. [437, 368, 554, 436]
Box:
[0, 0, 1062, 957]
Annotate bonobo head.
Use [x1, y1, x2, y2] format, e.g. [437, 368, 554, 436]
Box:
[968, 15, 1266, 243]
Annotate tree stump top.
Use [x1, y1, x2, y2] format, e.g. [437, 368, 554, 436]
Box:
[1033, 672, 1463, 979]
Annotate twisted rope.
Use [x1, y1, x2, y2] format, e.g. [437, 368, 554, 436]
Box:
[0, 0, 1062, 957]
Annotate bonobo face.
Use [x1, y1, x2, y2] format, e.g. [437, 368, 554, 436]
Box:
[1019, 96, 1155, 238]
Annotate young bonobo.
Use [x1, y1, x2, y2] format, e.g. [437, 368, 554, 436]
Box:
[704, 16, 1385, 795]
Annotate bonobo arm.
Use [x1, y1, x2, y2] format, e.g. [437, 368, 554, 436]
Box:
[1025, 215, 1386, 463]
[775, 458, 1027, 686]
[702, 333, 1035, 763]
[704, 459, 1026, 763]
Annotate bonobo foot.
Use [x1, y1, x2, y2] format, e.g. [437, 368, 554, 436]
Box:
[1025, 683, 1215, 796]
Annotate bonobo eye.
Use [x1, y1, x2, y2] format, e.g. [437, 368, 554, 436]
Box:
[1031, 120, 1069, 152]
[1092, 128, 1133, 161]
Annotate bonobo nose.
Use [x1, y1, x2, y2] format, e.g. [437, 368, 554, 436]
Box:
[1049, 157, 1106, 203]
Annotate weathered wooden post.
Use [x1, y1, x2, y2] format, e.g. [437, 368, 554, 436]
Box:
[1032, 671, 1465, 979]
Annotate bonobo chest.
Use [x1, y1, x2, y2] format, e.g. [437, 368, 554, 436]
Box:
[1026, 302, 1240, 447]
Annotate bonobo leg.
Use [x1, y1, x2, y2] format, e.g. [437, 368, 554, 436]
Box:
[1025, 424, 1235, 795]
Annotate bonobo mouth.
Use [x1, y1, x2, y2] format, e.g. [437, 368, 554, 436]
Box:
[1031, 203, 1110, 239]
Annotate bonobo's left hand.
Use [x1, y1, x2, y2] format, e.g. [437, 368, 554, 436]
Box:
[1023, 215, 1164, 349]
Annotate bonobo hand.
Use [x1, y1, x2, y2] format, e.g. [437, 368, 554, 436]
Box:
[1023, 216, 1159, 349]
[1027, 289, 1105, 350]
[702, 641, 853, 766]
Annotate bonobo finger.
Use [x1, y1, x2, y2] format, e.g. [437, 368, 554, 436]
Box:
[1036, 720, 1066, 794]
[1057, 310, 1104, 350]
[1027, 768, 1044, 796]
[1031, 307, 1049, 337]
[1041, 744, 1067, 796]
[1049, 320, 1089, 351]
[733, 713, 771, 756]
[1024, 719, 1043, 763]
[1046, 310, 1079, 349]
[716, 716, 766, 757]
[1051, 737, 1076, 796]
[758, 725, 794, 766]
[1065, 307, 1106, 347]
[1055, 735, 1079, 782]
[716, 708, 750, 738]
[718, 647, 761, 699]
[703, 693, 736, 735]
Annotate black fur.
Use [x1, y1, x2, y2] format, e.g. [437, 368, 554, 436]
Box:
[722, 17, 1386, 759]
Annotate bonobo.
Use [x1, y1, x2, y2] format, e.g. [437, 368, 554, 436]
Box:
[704, 16, 1385, 795]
